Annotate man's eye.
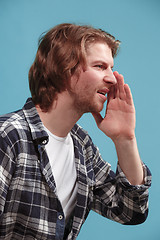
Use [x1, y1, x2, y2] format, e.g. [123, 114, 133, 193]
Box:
[95, 65, 106, 70]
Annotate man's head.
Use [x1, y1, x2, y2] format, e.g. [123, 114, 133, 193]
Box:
[29, 23, 120, 112]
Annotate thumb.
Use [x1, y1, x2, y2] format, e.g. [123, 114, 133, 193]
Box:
[91, 112, 103, 127]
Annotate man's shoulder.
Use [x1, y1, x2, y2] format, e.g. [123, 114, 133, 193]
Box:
[0, 98, 39, 136]
[0, 109, 27, 138]
[0, 98, 47, 147]
[0, 109, 24, 128]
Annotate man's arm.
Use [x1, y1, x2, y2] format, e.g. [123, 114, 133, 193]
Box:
[92, 71, 144, 185]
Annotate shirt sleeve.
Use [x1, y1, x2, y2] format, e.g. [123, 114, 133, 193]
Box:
[91, 149, 152, 225]
[0, 135, 16, 217]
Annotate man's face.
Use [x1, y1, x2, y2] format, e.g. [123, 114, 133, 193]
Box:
[70, 42, 117, 114]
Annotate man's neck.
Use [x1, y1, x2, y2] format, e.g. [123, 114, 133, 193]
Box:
[36, 91, 82, 137]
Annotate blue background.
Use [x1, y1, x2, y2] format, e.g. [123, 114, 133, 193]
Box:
[0, 0, 160, 239]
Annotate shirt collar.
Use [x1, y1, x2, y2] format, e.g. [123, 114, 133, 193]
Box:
[22, 98, 49, 145]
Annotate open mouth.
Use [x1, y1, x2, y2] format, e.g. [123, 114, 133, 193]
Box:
[97, 91, 106, 96]
[97, 88, 109, 101]
[97, 88, 109, 96]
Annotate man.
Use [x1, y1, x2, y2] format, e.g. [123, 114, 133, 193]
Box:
[0, 23, 151, 239]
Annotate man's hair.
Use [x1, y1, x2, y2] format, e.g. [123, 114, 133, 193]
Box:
[29, 23, 120, 112]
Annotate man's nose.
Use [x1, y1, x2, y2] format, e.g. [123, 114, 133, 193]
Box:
[103, 69, 117, 85]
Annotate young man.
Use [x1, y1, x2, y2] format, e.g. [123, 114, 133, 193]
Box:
[0, 23, 151, 239]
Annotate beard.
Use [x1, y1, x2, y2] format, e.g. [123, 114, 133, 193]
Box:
[69, 90, 104, 114]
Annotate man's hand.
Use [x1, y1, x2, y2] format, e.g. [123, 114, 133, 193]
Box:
[92, 71, 144, 185]
[92, 71, 135, 142]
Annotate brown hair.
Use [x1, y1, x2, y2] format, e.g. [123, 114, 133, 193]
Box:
[29, 23, 120, 112]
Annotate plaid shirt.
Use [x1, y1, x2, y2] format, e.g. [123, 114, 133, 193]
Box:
[0, 98, 151, 240]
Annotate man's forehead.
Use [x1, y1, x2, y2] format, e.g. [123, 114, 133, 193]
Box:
[86, 42, 113, 63]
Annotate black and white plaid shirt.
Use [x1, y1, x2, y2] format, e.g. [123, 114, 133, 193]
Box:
[0, 98, 151, 239]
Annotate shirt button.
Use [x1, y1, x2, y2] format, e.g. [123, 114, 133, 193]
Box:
[58, 215, 63, 220]
[42, 139, 47, 145]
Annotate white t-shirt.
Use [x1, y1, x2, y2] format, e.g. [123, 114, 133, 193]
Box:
[44, 127, 78, 222]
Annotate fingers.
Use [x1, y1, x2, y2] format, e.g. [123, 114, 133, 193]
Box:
[113, 71, 125, 100]
[112, 71, 134, 105]
[124, 84, 134, 105]
[107, 84, 114, 102]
